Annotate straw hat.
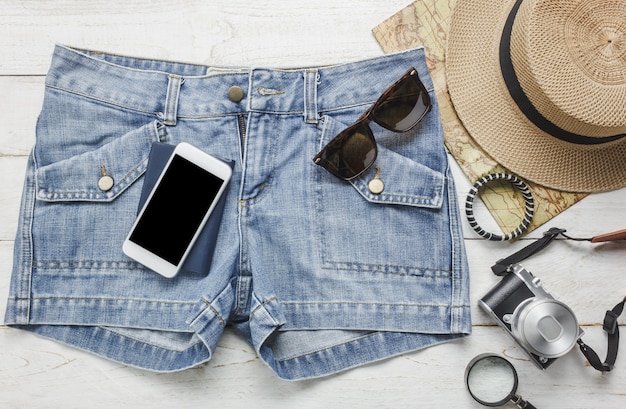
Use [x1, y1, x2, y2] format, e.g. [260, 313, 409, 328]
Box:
[446, 0, 626, 192]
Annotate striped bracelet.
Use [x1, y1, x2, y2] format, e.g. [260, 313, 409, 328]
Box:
[465, 173, 535, 241]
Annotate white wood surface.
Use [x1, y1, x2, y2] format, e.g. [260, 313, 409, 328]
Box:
[1, 1, 624, 408]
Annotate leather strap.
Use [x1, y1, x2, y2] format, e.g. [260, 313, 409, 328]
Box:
[578, 298, 625, 372]
[591, 228, 626, 243]
[491, 227, 565, 275]
[492, 227, 626, 274]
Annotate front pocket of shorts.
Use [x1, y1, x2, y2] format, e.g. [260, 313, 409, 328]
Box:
[31, 120, 165, 267]
[315, 115, 451, 277]
[36, 121, 163, 202]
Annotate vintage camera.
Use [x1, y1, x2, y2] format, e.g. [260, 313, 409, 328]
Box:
[480, 263, 583, 369]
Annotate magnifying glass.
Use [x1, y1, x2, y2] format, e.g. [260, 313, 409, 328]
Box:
[465, 354, 538, 408]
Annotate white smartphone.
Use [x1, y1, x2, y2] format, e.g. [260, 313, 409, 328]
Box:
[123, 142, 232, 278]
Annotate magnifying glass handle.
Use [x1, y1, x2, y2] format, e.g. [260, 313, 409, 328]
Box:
[512, 395, 537, 409]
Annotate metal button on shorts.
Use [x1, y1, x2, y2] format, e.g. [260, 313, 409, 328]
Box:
[228, 85, 245, 102]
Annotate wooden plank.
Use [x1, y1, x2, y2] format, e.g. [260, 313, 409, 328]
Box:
[0, 158, 27, 241]
[0, 324, 623, 408]
[0, 0, 412, 75]
[1, 76, 41, 156]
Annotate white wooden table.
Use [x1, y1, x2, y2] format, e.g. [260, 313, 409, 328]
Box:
[1, 1, 624, 408]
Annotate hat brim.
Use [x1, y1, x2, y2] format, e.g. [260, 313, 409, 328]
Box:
[446, 0, 626, 192]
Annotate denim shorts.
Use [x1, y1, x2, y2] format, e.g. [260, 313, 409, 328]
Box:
[5, 45, 471, 380]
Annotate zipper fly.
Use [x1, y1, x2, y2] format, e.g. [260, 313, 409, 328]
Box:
[237, 114, 247, 160]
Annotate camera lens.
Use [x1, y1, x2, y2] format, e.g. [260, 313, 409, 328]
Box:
[512, 299, 580, 358]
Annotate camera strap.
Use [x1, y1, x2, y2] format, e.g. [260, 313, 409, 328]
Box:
[577, 298, 625, 372]
[491, 227, 566, 276]
[490, 227, 626, 372]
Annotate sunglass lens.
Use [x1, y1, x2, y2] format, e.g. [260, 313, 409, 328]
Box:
[372, 72, 430, 132]
[316, 122, 377, 180]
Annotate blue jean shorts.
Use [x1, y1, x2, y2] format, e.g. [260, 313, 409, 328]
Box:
[5, 45, 471, 380]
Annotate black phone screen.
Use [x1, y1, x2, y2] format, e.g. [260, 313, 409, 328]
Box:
[129, 154, 224, 265]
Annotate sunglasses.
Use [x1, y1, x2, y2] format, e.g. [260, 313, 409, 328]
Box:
[313, 68, 431, 180]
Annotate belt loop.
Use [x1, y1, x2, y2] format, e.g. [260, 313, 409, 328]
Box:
[303, 69, 319, 124]
[164, 74, 183, 126]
